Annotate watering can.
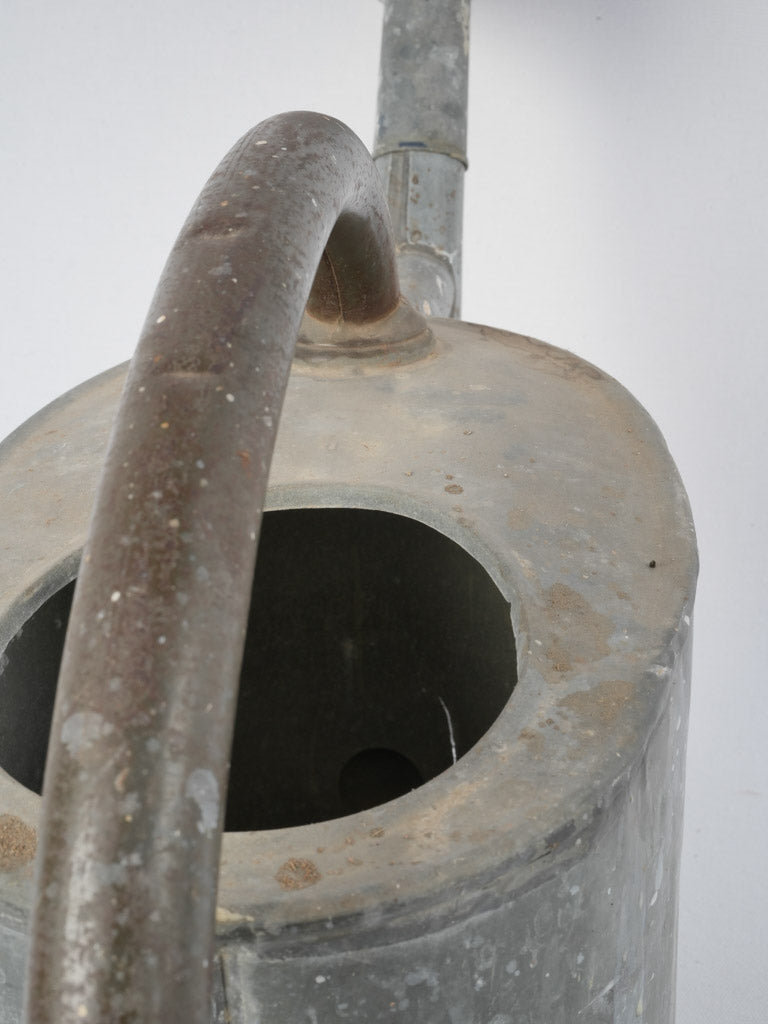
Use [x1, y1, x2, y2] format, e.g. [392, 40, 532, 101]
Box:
[0, 2, 697, 1021]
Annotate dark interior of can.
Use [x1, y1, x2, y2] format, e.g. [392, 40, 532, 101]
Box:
[0, 508, 516, 830]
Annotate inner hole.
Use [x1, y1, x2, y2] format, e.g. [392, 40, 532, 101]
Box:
[339, 747, 424, 815]
[0, 508, 517, 830]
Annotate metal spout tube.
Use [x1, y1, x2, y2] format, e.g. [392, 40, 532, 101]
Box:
[24, 112, 405, 1024]
[374, 0, 470, 317]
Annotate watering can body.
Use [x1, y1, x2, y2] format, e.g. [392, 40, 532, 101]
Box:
[0, 297, 695, 1019]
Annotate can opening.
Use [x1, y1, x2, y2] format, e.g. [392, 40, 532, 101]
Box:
[0, 508, 516, 829]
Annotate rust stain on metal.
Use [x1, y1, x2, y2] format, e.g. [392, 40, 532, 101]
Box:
[0, 814, 37, 870]
[518, 728, 545, 759]
[557, 680, 636, 728]
[507, 507, 534, 531]
[276, 858, 321, 890]
[545, 636, 573, 675]
[544, 583, 612, 672]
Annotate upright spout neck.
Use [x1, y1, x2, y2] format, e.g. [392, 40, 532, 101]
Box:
[374, 0, 470, 318]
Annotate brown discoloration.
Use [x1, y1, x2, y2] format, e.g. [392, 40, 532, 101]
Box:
[0, 815, 37, 870]
[507, 507, 534, 531]
[544, 583, 612, 672]
[601, 485, 625, 500]
[275, 858, 321, 891]
[445, 483, 463, 495]
[545, 636, 573, 675]
[518, 728, 545, 758]
[558, 680, 635, 729]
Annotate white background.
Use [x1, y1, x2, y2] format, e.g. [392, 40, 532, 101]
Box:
[1, 1, 766, 1020]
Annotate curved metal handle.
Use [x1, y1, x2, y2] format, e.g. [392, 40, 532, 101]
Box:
[25, 111, 414, 1023]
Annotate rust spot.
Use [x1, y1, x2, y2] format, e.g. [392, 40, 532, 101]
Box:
[507, 507, 534, 531]
[275, 858, 321, 890]
[544, 583, 612, 672]
[445, 483, 463, 495]
[0, 815, 37, 871]
[558, 680, 635, 728]
[545, 636, 572, 674]
[518, 728, 545, 758]
[369, 827, 385, 839]
[236, 449, 251, 469]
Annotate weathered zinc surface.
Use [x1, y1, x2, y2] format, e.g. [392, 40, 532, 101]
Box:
[0, 307, 695, 1020]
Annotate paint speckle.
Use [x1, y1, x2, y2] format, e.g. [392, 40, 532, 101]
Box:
[110, 590, 121, 603]
[185, 769, 219, 836]
[156, 315, 166, 324]
[226, 393, 235, 402]
[61, 712, 114, 756]
[315, 976, 326, 984]
[168, 518, 180, 529]
[215, 906, 255, 925]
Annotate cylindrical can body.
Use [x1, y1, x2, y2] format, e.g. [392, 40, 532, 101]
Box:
[0, 317, 696, 1022]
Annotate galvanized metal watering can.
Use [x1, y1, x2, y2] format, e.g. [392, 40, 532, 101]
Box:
[0, 2, 697, 1021]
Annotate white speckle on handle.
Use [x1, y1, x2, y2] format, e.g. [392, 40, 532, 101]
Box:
[185, 769, 219, 836]
[61, 712, 114, 756]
